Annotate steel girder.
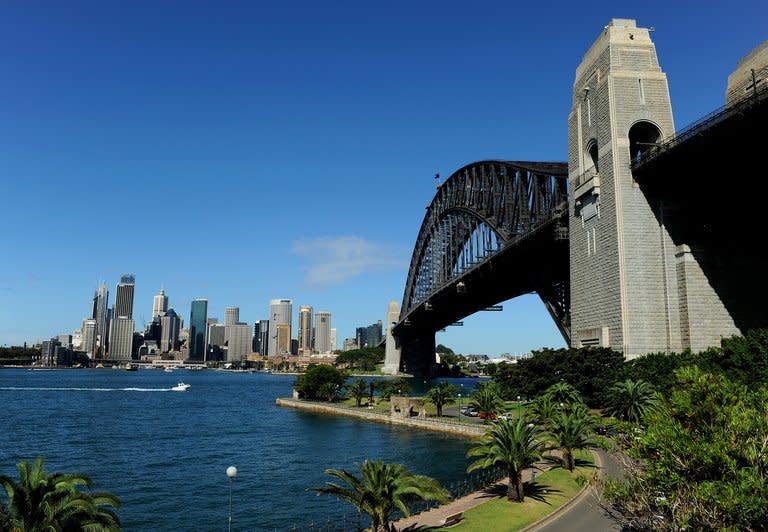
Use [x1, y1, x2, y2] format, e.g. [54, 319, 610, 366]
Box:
[400, 160, 570, 338]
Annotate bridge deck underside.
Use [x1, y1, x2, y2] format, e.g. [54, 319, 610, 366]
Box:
[633, 94, 768, 333]
[395, 221, 569, 340]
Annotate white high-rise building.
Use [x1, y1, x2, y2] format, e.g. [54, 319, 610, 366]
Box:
[227, 323, 252, 362]
[109, 317, 134, 361]
[153, 289, 168, 319]
[268, 299, 292, 356]
[314, 311, 332, 354]
[81, 319, 96, 357]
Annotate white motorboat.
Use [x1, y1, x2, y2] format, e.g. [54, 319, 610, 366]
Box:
[164, 367, 173, 373]
[171, 382, 190, 392]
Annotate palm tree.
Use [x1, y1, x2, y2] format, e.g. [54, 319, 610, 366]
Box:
[548, 411, 594, 471]
[604, 379, 659, 423]
[467, 417, 548, 502]
[469, 382, 505, 421]
[528, 395, 560, 429]
[0, 456, 121, 531]
[319, 382, 340, 403]
[425, 381, 459, 417]
[310, 459, 449, 532]
[347, 378, 369, 407]
[543, 382, 583, 405]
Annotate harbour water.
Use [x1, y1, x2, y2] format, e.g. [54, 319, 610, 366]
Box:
[0, 369, 479, 531]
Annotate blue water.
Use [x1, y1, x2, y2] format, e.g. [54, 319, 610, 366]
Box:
[0, 369, 479, 531]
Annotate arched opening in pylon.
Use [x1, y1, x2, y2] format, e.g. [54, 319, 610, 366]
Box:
[628, 121, 662, 163]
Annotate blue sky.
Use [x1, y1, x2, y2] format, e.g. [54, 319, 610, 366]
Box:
[1, 1, 766, 355]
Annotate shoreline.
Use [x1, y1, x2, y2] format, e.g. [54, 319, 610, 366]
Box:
[276, 397, 486, 438]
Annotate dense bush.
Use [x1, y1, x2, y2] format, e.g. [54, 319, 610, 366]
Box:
[293, 365, 348, 400]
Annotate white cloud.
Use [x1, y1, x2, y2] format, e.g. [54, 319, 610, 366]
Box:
[291, 236, 407, 288]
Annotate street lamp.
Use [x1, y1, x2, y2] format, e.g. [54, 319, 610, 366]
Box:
[227, 466, 237, 532]
[458, 393, 461, 417]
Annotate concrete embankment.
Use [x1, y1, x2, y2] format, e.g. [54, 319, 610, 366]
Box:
[275, 398, 486, 438]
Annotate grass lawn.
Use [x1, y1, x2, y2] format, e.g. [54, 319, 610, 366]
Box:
[432, 450, 595, 531]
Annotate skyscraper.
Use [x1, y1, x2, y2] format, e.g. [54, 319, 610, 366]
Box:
[227, 323, 252, 362]
[298, 306, 313, 353]
[81, 318, 96, 356]
[160, 309, 181, 353]
[93, 282, 109, 358]
[114, 274, 135, 319]
[225, 307, 239, 327]
[268, 299, 292, 356]
[275, 323, 291, 355]
[314, 311, 332, 354]
[257, 319, 269, 356]
[189, 299, 208, 361]
[109, 317, 135, 361]
[152, 288, 168, 318]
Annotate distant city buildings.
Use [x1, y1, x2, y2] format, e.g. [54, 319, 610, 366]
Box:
[160, 309, 181, 353]
[189, 299, 208, 361]
[314, 311, 332, 354]
[152, 288, 168, 319]
[268, 299, 292, 356]
[298, 306, 313, 354]
[227, 323, 252, 362]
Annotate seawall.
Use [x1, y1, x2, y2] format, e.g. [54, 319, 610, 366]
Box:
[275, 398, 486, 438]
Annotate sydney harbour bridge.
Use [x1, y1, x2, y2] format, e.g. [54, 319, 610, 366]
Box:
[387, 20, 768, 375]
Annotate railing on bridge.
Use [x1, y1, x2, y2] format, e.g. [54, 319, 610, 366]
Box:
[632, 65, 768, 169]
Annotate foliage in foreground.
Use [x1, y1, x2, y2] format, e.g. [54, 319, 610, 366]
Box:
[0, 456, 121, 531]
[310, 459, 449, 532]
[467, 417, 548, 502]
[604, 366, 768, 530]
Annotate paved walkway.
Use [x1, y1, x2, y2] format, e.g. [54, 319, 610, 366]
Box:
[394, 457, 559, 530]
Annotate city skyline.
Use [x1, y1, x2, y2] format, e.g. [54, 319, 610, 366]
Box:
[2, 2, 766, 355]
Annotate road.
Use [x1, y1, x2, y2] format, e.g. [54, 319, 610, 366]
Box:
[530, 448, 624, 532]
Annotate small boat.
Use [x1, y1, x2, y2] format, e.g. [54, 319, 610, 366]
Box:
[171, 382, 190, 392]
[164, 367, 173, 373]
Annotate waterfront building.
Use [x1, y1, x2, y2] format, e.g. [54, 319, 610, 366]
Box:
[160, 309, 181, 353]
[114, 274, 135, 319]
[93, 281, 109, 358]
[224, 307, 239, 344]
[257, 319, 269, 356]
[268, 299, 292, 356]
[227, 323, 252, 362]
[81, 319, 96, 355]
[189, 299, 208, 361]
[152, 288, 168, 319]
[252, 322, 261, 353]
[298, 305, 313, 353]
[314, 311, 332, 354]
[72, 328, 83, 350]
[109, 317, 135, 361]
[342, 338, 357, 351]
[57, 334, 72, 349]
[275, 323, 291, 355]
[208, 323, 226, 347]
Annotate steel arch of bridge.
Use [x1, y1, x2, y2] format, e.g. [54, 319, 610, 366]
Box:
[399, 160, 570, 340]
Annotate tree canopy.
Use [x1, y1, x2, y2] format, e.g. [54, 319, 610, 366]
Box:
[334, 347, 384, 372]
[294, 365, 348, 400]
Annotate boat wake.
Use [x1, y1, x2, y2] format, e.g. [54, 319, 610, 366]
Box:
[0, 386, 176, 392]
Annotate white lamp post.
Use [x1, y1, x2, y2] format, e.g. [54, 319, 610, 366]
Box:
[227, 466, 237, 532]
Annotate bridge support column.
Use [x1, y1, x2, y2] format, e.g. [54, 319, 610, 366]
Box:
[398, 332, 436, 377]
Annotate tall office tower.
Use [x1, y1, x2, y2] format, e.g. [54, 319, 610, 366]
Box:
[330, 328, 337, 353]
[152, 288, 168, 319]
[298, 306, 313, 353]
[109, 317, 135, 361]
[314, 311, 332, 354]
[225, 307, 239, 326]
[189, 299, 208, 361]
[81, 319, 96, 357]
[224, 307, 239, 344]
[258, 319, 269, 356]
[208, 323, 226, 347]
[114, 274, 136, 319]
[160, 309, 181, 353]
[355, 327, 365, 349]
[275, 323, 291, 355]
[252, 322, 261, 353]
[366, 321, 383, 347]
[93, 282, 109, 357]
[227, 323, 252, 362]
[268, 299, 292, 356]
[57, 334, 72, 349]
